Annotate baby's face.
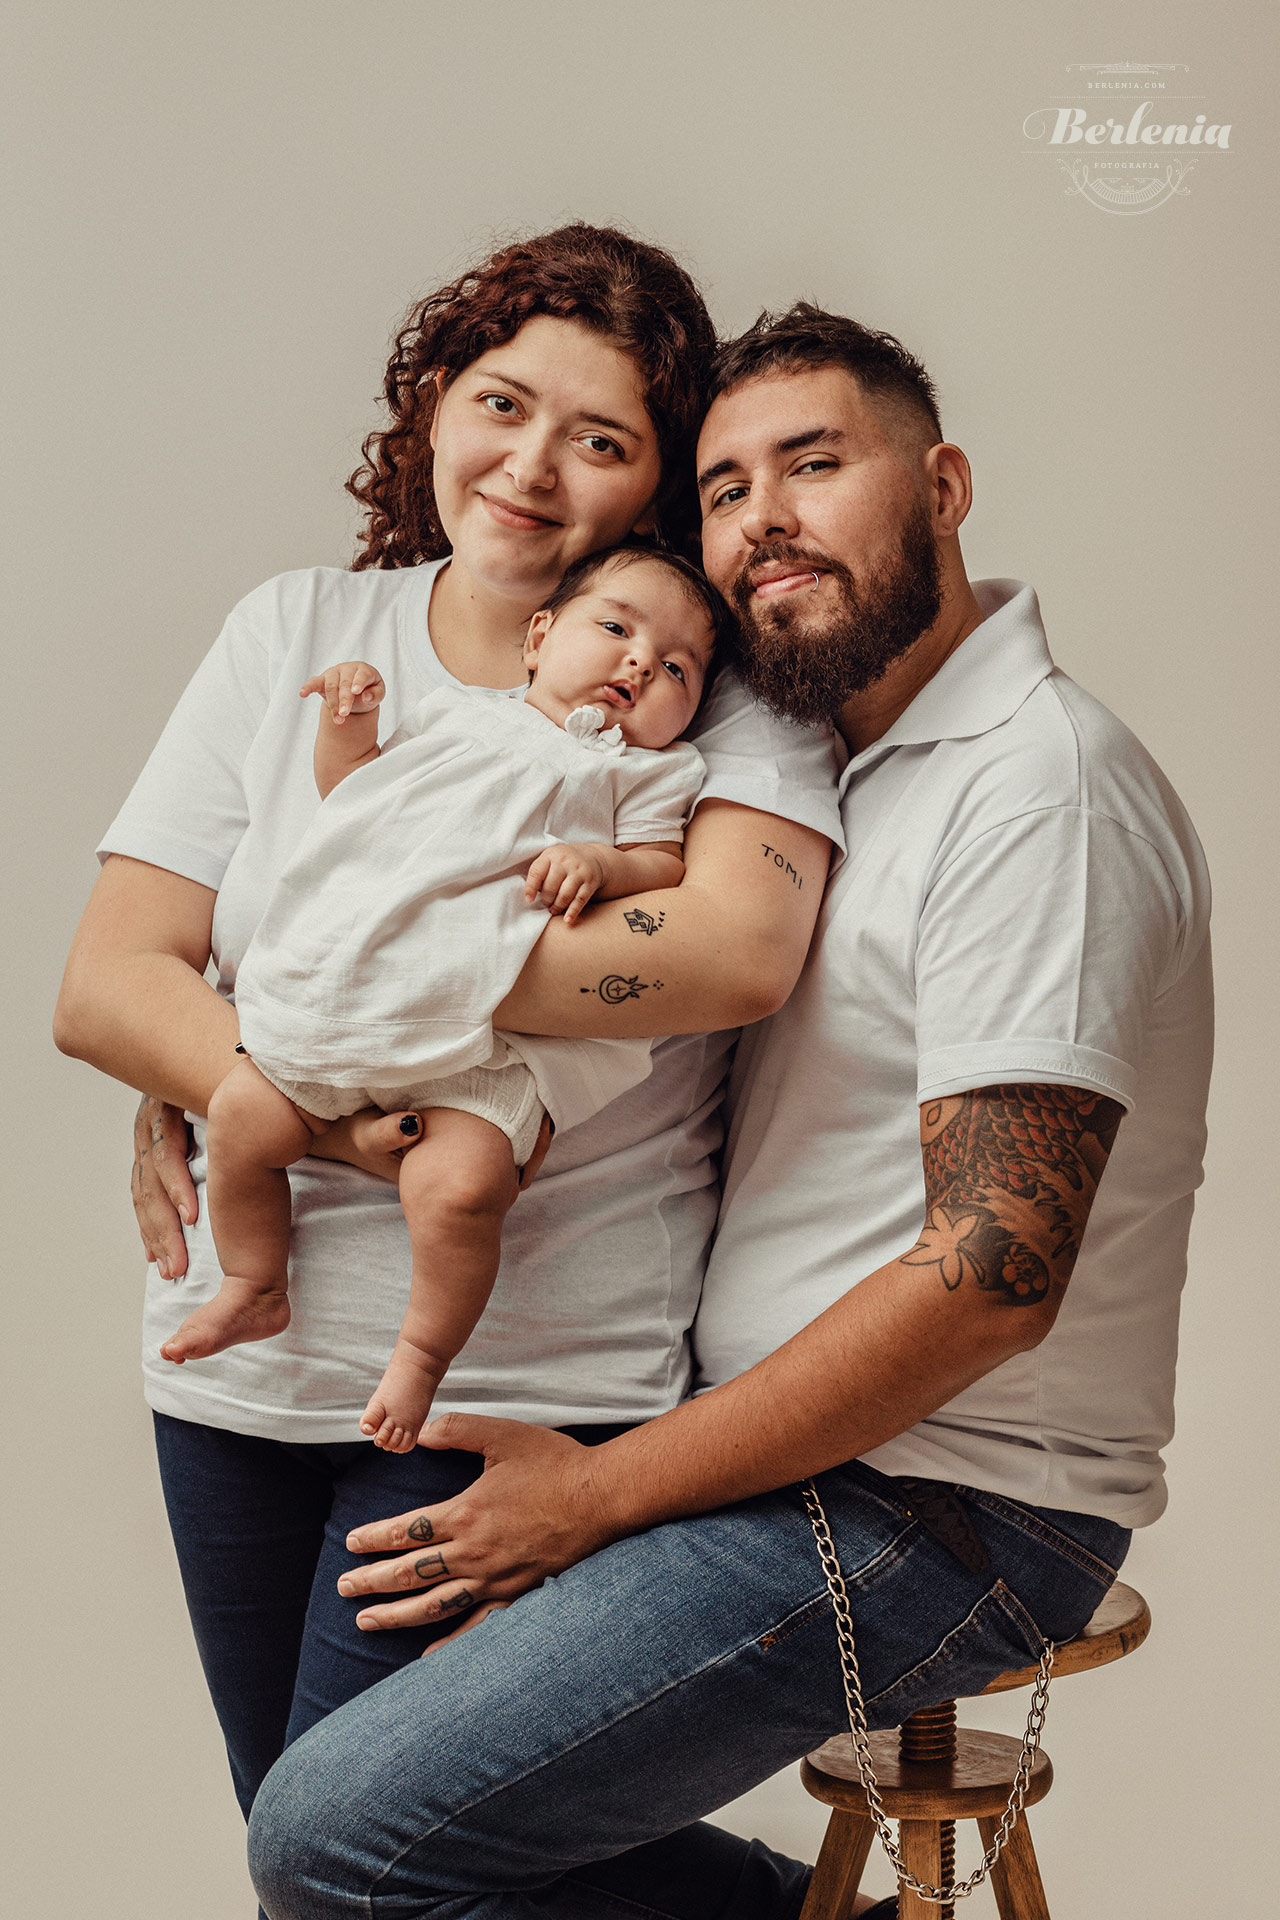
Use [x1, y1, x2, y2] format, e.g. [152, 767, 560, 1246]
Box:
[523, 556, 714, 750]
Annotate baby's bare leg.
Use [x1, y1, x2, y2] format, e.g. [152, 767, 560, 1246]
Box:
[161, 1059, 325, 1364]
[361, 1108, 520, 1452]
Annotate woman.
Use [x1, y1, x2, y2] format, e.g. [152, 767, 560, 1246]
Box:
[54, 223, 841, 1833]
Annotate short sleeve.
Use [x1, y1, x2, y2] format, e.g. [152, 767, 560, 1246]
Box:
[915, 806, 1188, 1111]
[689, 670, 844, 850]
[95, 586, 275, 890]
[613, 741, 706, 845]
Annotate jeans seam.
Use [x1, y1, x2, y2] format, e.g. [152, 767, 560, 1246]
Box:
[864, 1582, 1014, 1713]
[368, 1594, 832, 1904]
[963, 1489, 1122, 1585]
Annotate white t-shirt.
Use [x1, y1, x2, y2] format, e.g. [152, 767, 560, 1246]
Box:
[98, 561, 843, 1439]
[235, 683, 705, 1132]
[697, 581, 1212, 1528]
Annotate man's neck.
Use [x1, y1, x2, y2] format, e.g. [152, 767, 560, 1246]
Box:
[835, 578, 986, 755]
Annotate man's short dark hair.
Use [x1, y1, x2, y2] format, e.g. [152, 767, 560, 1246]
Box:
[710, 302, 943, 447]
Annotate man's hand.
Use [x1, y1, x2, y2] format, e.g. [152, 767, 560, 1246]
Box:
[336, 1417, 619, 1645]
[131, 1095, 196, 1280]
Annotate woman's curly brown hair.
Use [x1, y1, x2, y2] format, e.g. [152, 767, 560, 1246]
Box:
[348, 224, 716, 570]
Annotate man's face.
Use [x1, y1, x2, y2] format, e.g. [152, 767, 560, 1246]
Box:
[697, 366, 943, 724]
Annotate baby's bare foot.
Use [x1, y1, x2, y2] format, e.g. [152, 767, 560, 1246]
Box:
[360, 1341, 444, 1452]
[162, 1280, 291, 1363]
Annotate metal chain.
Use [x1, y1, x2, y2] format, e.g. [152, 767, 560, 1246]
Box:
[802, 1480, 1055, 1906]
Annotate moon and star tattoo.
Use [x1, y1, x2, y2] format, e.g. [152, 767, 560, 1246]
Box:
[904, 1084, 1123, 1307]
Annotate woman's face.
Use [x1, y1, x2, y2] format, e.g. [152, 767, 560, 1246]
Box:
[429, 314, 664, 607]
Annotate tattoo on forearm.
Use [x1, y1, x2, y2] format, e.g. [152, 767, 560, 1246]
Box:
[904, 1084, 1123, 1307]
[406, 1514, 434, 1542]
[623, 907, 665, 935]
[761, 844, 802, 888]
[413, 1551, 449, 1583]
[579, 973, 663, 1002]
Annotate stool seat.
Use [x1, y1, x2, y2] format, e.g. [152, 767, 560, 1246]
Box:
[978, 1580, 1150, 1694]
[802, 1728, 1053, 1822]
[797, 1582, 1151, 1920]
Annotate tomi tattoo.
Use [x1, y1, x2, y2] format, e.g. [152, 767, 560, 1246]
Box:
[905, 1084, 1123, 1307]
[579, 974, 663, 1002]
[406, 1514, 434, 1543]
[762, 844, 802, 888]
[624, 907, 665, 936]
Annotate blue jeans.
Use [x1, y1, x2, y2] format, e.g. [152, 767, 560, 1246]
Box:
[152, 1412, 633, 1817]
[246, 1457, 1128, 1920]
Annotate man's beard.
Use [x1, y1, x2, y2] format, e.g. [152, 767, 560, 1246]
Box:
[728, 501, 944, 726]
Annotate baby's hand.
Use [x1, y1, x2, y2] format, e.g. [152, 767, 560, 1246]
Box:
[525, 844, 610, 926]
[300, 662, 386, 724]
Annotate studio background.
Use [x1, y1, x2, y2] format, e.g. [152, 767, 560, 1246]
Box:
[4, 3, 1274, 1914]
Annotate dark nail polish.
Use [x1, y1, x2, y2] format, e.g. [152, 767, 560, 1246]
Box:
[399, 1115, 421, 1136]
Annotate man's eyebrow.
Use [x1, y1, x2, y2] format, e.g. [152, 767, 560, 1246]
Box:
[698, 426, 846, 492]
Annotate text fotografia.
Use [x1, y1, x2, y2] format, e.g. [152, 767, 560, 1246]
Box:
[1031, 103, 1230, 149]
[1022, 63, 1233, 216]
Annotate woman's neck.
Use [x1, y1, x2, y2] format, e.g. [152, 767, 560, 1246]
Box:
[427, 559, 534, 691]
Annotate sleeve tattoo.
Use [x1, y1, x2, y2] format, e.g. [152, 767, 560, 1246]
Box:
[903, 1084, 1124, 1308]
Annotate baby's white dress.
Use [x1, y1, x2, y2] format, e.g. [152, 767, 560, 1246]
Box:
[232, 681, 704, 1157]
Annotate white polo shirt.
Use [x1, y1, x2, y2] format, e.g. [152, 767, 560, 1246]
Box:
[696, 580, 1212, 1527]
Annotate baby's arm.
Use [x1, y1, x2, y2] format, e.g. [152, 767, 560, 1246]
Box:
[299, 661, 386, 799]
[525, 841, 684, 928]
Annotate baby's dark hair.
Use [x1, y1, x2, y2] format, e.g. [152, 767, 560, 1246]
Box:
[541, 542, 737, 680]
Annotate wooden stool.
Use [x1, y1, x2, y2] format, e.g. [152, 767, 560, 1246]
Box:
[798, 1582, 1150, 1920]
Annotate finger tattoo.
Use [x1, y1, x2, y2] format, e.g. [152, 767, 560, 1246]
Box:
[437, 1590, 474, 1615]
[413, 1551, 449, 1582]
[406, 1514, 434, 1542]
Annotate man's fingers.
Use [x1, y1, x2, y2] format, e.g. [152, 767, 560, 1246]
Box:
[420, 1600, 509, 1656]
[353, 1581, 478, 1632]
[344, 1503, 450, 1557]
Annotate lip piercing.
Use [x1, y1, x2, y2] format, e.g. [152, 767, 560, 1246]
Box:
[807, 572, 821, 588]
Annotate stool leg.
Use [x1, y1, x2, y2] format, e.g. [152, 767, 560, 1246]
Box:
[977, 1813, 1051, 1920]
[798, 1810, 875, 1920]
[896, 1819, 941, 1920]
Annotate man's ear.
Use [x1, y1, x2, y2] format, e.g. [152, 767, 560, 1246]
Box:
[924, 443, 973, 539]
[523, 610, 552, 674]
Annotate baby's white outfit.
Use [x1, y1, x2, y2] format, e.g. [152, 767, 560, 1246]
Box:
[232, 682, 704, 1161]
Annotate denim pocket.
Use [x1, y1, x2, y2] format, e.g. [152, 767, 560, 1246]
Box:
[866, 1578, 1048, 1724]
[965, 1489, 1129, 1590]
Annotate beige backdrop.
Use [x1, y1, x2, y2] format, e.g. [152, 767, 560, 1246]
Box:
[5, 2, 1275, 1914]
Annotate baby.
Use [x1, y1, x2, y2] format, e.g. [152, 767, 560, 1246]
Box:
[160, 545, 730, 1450]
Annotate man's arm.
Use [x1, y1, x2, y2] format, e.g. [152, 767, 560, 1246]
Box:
[496, 798, 833, 1037]
[337, 1081, 1123, 1628]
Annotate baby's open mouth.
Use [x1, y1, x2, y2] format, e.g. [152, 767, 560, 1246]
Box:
[602, 682, 635, 708]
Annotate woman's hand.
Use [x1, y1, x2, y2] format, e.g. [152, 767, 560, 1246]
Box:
[336, 1417, 621, 1647]
[311, 1108, 554, 1192]
[132, 1096, 197, 1281]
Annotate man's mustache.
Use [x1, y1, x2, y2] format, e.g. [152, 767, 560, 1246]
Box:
[731, 542, 844, 610]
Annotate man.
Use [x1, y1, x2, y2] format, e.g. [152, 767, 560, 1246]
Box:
[247, 308, 1212, 1920]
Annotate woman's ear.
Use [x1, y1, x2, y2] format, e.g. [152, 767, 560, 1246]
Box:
[427, 370, 448, 452]
[523, 610, 552, 675]
[630, 501, 659, 537]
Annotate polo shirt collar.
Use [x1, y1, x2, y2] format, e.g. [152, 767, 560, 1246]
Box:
[840, 579, 1053, 789]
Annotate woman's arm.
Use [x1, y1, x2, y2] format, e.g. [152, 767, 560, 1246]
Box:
[54, 855, 233, 1114]
[495, 799, 831, 1038]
